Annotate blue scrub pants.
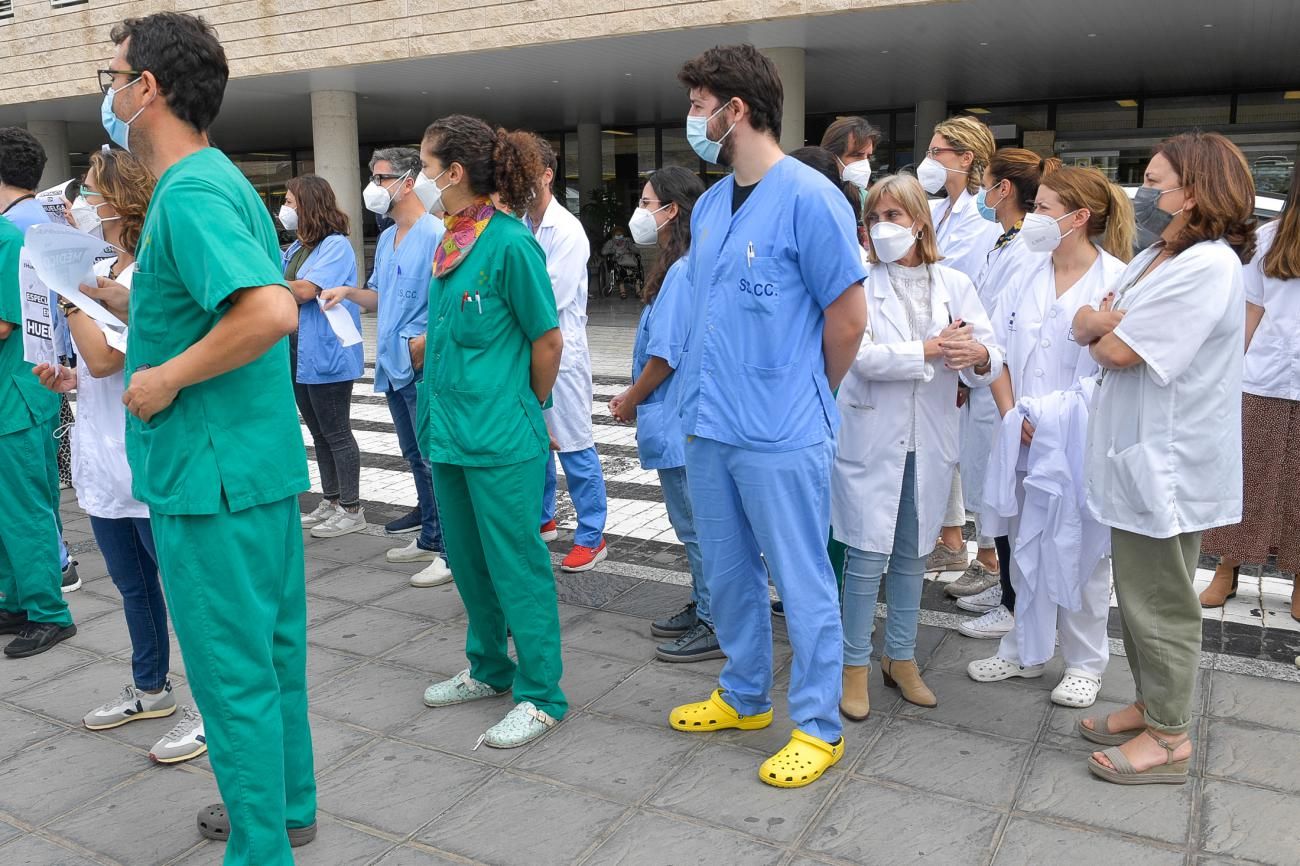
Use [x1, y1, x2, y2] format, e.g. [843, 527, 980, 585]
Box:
[842, 452, 925, 665]
[685, 436, 842, 744]
[386, 380, 443, 552]
[89, 515, 169, 692]
[658, 466, 709, 625]
[541, 447, 607, 548]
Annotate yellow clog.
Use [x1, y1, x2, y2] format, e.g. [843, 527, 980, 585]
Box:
[668, 689, 773, 732]
[759, 729, 844, 788]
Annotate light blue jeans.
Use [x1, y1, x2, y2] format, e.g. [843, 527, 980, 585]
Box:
[657, 466, 709, 625]
[842, 452, 926, 665]
[541, 447, 608, 548]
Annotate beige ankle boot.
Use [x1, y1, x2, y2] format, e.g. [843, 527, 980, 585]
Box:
[881, 656, 937, 708]
[1199, 564, 1238, 608]
[840, 665, 870, 721]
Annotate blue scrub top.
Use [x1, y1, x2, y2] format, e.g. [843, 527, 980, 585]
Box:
[632, 257, 692, 470]
[675, 157, 867, 452]
[284, 234, 364, 384]
[369, 213, 445, 393]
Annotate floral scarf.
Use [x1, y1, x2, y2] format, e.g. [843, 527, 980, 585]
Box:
[433, 197, 495, 278]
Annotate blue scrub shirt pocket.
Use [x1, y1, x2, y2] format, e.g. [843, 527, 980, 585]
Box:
[634, 400, 670, 465]
[737, 257, 781, 316]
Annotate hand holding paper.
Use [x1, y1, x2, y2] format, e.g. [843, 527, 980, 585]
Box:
[24, 223, 126, 329]
[316, 296, 362, 347]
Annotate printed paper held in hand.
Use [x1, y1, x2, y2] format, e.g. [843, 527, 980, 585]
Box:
[24, 223, 124, 329]
[19, 251, 59, 368]
[317, 297, 362, 347]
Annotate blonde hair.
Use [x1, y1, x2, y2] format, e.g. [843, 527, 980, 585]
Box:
[1040, 166, 1136, 263]
[864, 174, 943, 265]
[87, 149, 155, 256]
[933, 116, 997, 195]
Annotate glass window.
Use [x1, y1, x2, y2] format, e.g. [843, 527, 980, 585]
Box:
[1235, 91, 1300, 125]
[1143, 94, 1230, 128]
[1056, 100, 1139, 132]
[660, 126, 699, 175]
[1239, 145, 1296, 196]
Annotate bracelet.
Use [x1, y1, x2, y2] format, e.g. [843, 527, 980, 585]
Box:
[58, 300, 79, 317]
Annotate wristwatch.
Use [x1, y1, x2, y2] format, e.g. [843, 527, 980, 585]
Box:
[58, 299, 79, 318]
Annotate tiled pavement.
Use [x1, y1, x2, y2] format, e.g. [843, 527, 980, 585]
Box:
[4, 297, 1298, 865]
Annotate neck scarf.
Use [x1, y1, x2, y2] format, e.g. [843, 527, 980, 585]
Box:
[433, 198, 495, 278]
[995, 218, 1024, 250]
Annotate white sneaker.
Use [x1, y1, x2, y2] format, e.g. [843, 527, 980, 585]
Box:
[387, 538, 438, 563]
[83, 682, 176, 730]
[310, 508, 367, 539]
[957, 605, 1014, 639]
[150, 705, 207, 764]
[411, 557, 454, 587]
[301, 499, 339, 528]
[956, 584, 1002, 613]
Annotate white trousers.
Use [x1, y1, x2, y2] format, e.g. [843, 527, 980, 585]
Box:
[943, 467, 995, 548]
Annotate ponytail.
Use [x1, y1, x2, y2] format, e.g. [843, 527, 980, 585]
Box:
[1041, 165, 1136, 263]
[492, 129, 544, 213]
[423, 114, 545, 212]
[1100, 181, 1136, 262]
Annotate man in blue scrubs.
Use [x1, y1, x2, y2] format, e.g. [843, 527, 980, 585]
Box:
[666, 44, 868, 789]
[322, 147, 449, 587]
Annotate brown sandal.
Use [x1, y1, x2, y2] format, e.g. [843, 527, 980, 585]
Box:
[1087, 730, 1190, 785]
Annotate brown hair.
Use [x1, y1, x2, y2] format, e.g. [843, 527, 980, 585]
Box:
[1262, 160, 1299, 279]
[933, 116, 997, 195]
[87, 148, 154, 256]
[1040, 166, 1136, 262]
[286, 174, 349, 246]
[864, 174, 943, 266]
[988, 148, 1061, 213]
[1154, 132, 1256, 262]
[820, 116, 881, 159]
[678, 44, 783, 139]
[423, 115, 544, 213]
[642, 166, 705, 305]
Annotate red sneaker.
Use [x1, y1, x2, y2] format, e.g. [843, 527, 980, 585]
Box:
[540, 520, 559, 542]
[561, 539, 608, 572]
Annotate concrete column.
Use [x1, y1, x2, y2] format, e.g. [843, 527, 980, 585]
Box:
[310, 90, 363, 266]
[913, 98, 948, 166]
[577, 121, 602, 208]
[27, 120, 70, 190]
[760, 47, 805, 153]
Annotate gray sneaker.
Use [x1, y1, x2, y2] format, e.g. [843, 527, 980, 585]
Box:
[924, 542, 969, 573]
[651, 601, 698, 638]
[656, 622, 726, 663]
[83, 682, 176, 730]
[150, 705, 207, 764]
[944, 561, 1001, 597]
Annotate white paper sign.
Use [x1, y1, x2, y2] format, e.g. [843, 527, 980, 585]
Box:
[19, 251, 58, 368]
[23, 223, 124, 329]
[317, 297, 363, 347]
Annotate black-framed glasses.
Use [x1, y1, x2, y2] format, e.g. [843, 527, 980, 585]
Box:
[97, 68, 144, 95]
[369, 173, 405, 185]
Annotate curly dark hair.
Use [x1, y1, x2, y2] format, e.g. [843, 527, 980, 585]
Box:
[678, 44, 783, 140]
[641, 166, 704, 305]
[286, 174, 350, 247]
[422, 115, 545, 213]
[0, 127, 47, 191]
[110, 12, 229, 133]
[1155, 131, 1257, 263]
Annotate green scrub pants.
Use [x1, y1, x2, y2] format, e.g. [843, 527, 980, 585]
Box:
[151, 495, 315, 866]
[432, 452, 567, 719]
[0, 418, 71, 627]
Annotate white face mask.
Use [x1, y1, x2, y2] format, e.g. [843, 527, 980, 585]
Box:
[1020, 210, 1081, 253]
[628, 203, 670, 245]
[916, 157, 957, 195]
[839, 157, 874, 189]
[413, 168, 450, 215]
[363, 171, 409, 216]
[68, 195, 117, 240]
[870, 221, 921, 264]
[278, 204, 298, 232]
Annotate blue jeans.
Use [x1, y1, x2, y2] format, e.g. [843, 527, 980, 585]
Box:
[541, 447, 607, 548]
[89, 515, 169, 691]
[842, 452, 926, 665]
[658, 466, 709, 625]
[385, 380, 443, 552]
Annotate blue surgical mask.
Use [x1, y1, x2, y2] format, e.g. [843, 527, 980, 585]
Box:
[100, 77, 146, 151]
[975, 183, 1006, 222]
[685, 103, 736, 165]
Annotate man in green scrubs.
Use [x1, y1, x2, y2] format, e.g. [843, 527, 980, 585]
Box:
[103, 14, 314, 864]
[0, 219, 75, 658]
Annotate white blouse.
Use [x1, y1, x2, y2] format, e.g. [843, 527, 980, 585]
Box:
[1242, 220, 1300, 401]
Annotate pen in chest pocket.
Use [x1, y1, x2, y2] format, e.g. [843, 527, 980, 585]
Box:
[746, 241, 755, 268]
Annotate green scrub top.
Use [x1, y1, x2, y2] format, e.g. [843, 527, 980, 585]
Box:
[0, 219, 58, 437]
[420, 212, 559, 467]
[125, 147, 308, 516]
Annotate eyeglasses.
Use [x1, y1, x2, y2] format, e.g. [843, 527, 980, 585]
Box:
[369, 173, 406, 185]
[97, 68, 144, 95]
[638, 198, 663, 208]
[924, 147, 967, 158]
[79, 186, 103, 199]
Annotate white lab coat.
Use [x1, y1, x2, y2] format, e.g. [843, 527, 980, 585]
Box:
[1086, 240, 1245, 538]
[930, 190, 1003, 285]
[527, 197, 595, 452]
[832, 263, 1002, 555]
[70, 259, 146, 520]
[959, 234, 1051, 513]
[1242, 221, 1300, 401]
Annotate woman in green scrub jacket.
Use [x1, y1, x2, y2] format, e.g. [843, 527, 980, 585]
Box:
[410, 115, 566, 749]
